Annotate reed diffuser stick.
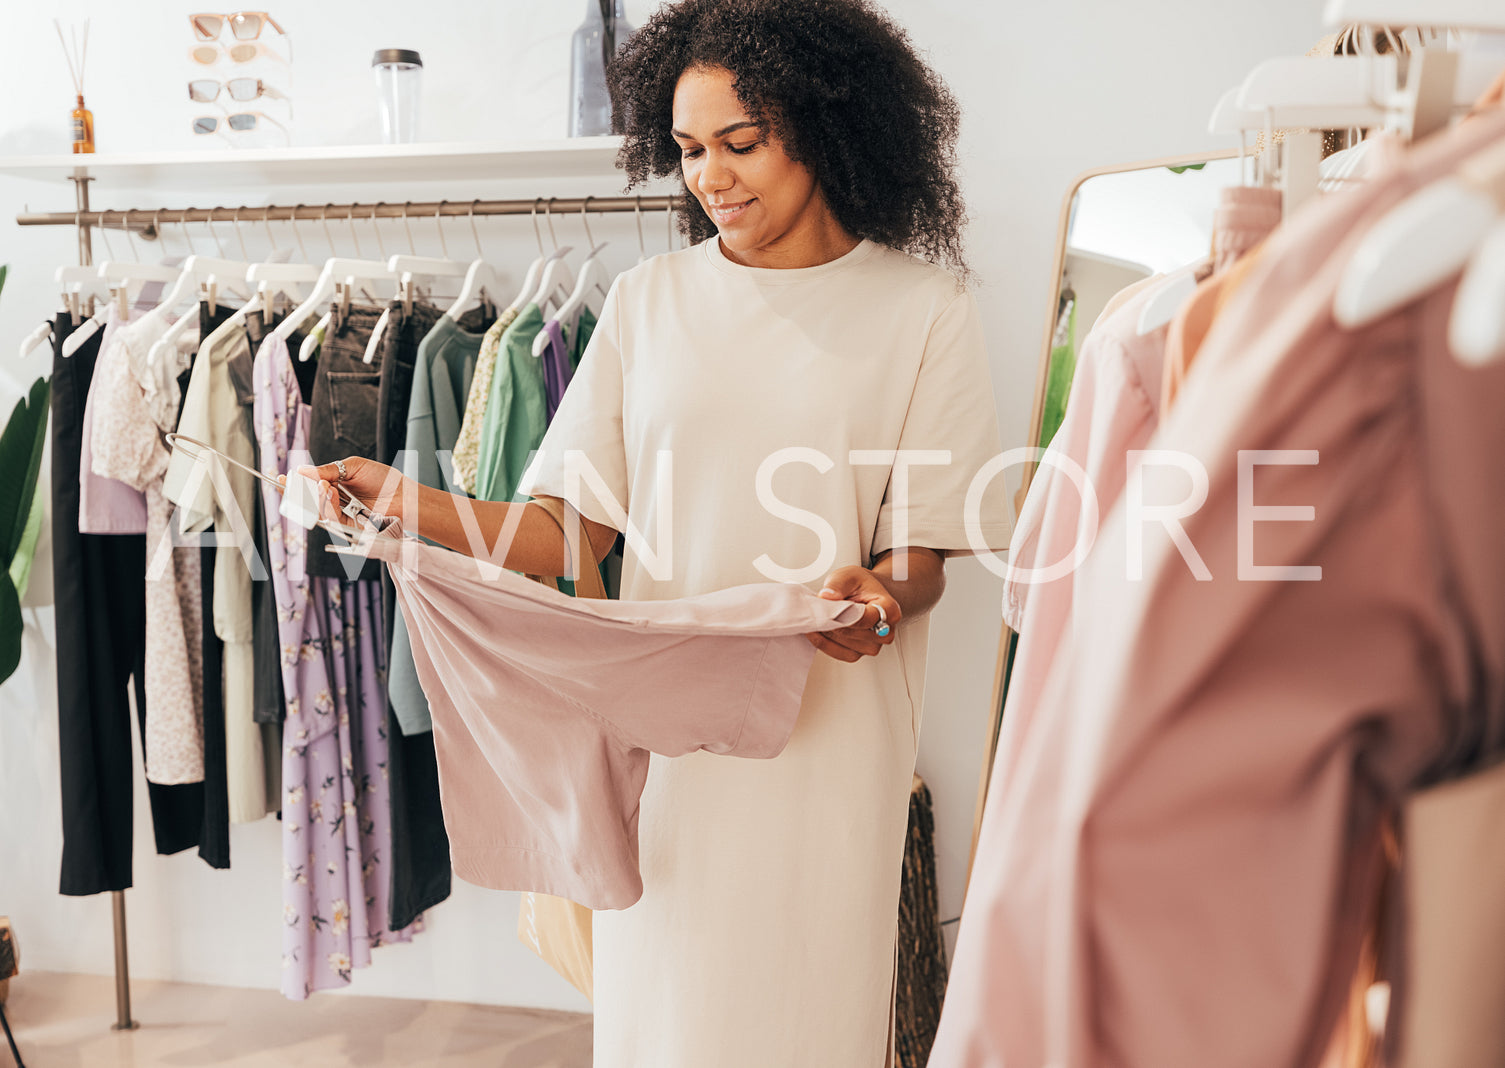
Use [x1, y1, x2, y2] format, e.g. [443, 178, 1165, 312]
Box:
[54, 19, 93, 153]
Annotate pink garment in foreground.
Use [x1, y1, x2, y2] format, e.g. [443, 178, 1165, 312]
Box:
[354, 531, 865, 911]
[998, 285, 1168, 791]
[934, 112, 1505, 1068]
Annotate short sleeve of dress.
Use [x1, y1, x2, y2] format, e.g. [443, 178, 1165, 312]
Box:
[871, 289, 1012, 558]
[517, 281, 628, 534]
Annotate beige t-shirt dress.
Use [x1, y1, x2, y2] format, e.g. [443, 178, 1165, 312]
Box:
[520, 236, 1010, 1068]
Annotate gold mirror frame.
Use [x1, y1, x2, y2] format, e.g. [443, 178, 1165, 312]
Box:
[964, 148, 1241, 890]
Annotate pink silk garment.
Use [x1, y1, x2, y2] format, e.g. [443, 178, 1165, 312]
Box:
[934, 111, 1505, 1068]
[998, 286, 1168, 790]
[352, 531, 866, 911]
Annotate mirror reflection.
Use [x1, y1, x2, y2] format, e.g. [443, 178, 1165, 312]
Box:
[1038, 156, 1242, 448]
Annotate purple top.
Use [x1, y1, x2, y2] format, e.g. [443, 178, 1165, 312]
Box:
[539, 318, 571, 421]
[79, 307, 150, 534]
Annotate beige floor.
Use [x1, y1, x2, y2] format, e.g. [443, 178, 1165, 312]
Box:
[1, 971, 592, 1067]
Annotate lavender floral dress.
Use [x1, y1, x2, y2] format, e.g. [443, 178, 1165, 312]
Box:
[252, 333, 416, 999]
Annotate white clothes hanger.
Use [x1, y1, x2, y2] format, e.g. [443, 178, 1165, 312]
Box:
[1234, 54, 1399, 132]
[364, 203, 470, 363]
[527, 199, 574, 314]
[1450, 214, 1505, 365]
[1333, 87, 1502, 330]
[276, 207, 396, 359]
[1447, 141, 1505, 364]
[199, 261, 320, 357]
[55, 265, 111, 325]
[286, 262, 395, 362]
[534, 199, 611, 357]
[18, 321, 53, 361]
[1324, 0, 1505, 32]
[57, 222, 120, 358]
[1136, 264, 1203, 336]
[447, 200, 503, 320]
[506, 200, 551, 314]
[145, 211, 256, 365]
[62, 217, 181, 357]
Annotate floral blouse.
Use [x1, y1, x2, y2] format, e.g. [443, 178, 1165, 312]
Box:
[89, 313, 205, 784]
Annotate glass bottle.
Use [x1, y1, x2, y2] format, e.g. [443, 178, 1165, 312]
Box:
[569, 0, 632, 137]
[71, 94, 94, 154]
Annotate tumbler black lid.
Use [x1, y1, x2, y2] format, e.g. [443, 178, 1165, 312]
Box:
[372, 49, 423, 67]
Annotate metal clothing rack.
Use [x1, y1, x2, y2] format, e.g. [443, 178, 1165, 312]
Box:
[17, 181, 687, 1035]
[16, 193, 689, 239]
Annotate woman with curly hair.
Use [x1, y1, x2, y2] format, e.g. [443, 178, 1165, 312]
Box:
[303, 0, 1008, 1062]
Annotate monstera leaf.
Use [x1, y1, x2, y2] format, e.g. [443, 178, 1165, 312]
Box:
[0, 375, 50, 685]
[0, 258, 50, 682]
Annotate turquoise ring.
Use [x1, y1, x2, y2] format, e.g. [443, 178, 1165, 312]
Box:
[873, 604, 891, 639]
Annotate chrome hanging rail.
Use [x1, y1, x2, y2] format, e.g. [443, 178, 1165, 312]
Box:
[17, 195, 688, 239]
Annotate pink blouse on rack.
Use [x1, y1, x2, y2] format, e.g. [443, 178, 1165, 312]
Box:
[934, 111, 1505, 1068]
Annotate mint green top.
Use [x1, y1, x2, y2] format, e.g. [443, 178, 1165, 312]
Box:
[472, 305, 597, 503]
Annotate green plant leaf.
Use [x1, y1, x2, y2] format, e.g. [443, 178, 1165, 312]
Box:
[0, 571, 20, 687]
[0, 377, 51, 567]
[0, 264, 8, 302]
[9, 486, 44, 601]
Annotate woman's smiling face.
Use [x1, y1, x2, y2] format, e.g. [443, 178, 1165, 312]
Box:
[672, 64, 847, 268]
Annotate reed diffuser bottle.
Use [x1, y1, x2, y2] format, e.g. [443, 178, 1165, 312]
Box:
[71, 94, 94, 154]
[56, 20, 94, 154]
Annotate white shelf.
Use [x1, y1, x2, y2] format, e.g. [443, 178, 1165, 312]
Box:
[0, 138, 628, 191]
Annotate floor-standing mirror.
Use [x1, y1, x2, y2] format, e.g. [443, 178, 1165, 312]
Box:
[966, 149, 1241, 883]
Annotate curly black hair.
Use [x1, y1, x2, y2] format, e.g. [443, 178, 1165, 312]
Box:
[608, 0, 970, 281]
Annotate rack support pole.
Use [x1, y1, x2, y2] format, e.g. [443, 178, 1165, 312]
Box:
[70, 170, 139, 1036]
[109, 890, 135, 1032]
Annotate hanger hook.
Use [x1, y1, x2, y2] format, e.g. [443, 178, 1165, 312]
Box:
[233, 206, 249, 260]
[402, 201, 416, 256]
[468, 199, 483, 258]
[321, 203, 336, 258]
[152, 209, 164, 251]
[261, 206, 276, 253]
[580, 196, 596, 249]
[545, 197, 559, 251]
[371, 202, 388, 262]
[96, 212, 116, 263]
[667, 197, 676, 252]
[204, 210, 225, 258]
[435, 200, 449, 259]
[531, 198, 545, 257]
[634, 196, 646, 260]
[182, 210, 200, 256]
[290, 203, 310, 262]
[124, 212, 142, 261]
[346, 204, 363, 259]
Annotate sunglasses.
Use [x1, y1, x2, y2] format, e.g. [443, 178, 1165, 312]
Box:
[192, 110, 290, 142]
[188, 77, 286, 104]
[189, 12, 285, 42]
[190, 40, 287, 65]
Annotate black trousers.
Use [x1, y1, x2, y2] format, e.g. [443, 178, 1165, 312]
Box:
[52, 316, 203, 895]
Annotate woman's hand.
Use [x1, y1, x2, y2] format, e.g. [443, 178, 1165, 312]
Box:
[808, 565, 901, 663]
[277, 456, 408, 523]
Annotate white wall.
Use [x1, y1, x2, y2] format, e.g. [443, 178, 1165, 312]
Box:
[0, 0, 1328, 1016]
